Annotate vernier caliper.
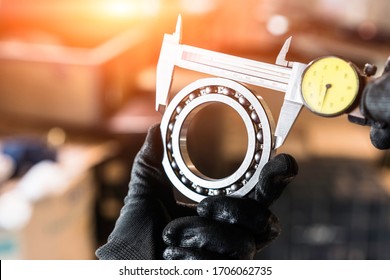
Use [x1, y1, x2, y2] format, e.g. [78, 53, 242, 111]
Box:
[156, 16, 370, 202]
[156, 16, 306, 150]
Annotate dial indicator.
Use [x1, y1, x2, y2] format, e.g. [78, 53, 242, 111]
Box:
[301, 56, 360, 116]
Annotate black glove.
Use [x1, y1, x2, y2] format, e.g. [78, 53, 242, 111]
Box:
[96, 124, 298, 260]
[162, 153, 298, 260]
[362, 58, 390, 149]
[96, 124, 195, 259]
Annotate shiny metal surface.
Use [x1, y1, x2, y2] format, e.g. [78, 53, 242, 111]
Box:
[161, 78, 274, 202]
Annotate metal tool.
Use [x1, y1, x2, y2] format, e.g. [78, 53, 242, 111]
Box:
[301, 56, 362, 117]
[155, 16, 368, 202]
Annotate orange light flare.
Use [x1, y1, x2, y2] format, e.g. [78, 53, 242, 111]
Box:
[106, 1, 135, 17]
[97, 0, 161, 18]
[0, 0, 166, 48]
[0, 0, 161, 18]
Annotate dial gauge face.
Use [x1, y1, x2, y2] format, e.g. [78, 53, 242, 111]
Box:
[301, 56, 360, 117]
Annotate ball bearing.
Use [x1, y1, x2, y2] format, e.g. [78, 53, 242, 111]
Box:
[160, 78, 274, 202]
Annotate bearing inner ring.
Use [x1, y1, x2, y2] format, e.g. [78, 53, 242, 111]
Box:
[161, 78, 273, 202]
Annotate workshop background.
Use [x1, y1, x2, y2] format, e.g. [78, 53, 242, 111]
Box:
[0, 0, 390, 260]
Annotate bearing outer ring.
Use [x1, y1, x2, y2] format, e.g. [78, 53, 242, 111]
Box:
[161, 78, 273, 202]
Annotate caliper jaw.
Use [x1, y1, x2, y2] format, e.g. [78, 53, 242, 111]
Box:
[155, 16, 182, 113]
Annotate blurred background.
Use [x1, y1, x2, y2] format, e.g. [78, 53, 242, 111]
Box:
[0, 0, 390, 260]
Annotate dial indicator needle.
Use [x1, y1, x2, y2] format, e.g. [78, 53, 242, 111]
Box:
[321, 83, 332, 110]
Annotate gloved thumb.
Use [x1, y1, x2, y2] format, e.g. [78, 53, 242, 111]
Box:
[128, 124, 174, 201]
[255, 153, 298, 206]
[370, 126, 390, 150]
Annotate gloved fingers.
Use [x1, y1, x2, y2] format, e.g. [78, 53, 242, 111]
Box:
[197, 196, 280, 250]
[134, 124, 164, 170]
[255, 153, 298, 206]
[370, 126, 390, 150]
[163, 247, 230, 260]
[128, 124, 175, 205]
[197, 196, 270, 235]
[163, 216, 256, 259]
[194, 154, 296, 256]
[361, 72, 390, 128]
[254, 213, 281, 250]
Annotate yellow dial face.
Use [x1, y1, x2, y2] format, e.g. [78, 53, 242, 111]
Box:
[301, 56, 360, 116]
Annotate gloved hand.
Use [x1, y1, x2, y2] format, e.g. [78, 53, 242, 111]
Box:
[96, 124, 195, 259]
[362, 58, 390, 149]
[162, 153, 297, 260]
[96, 124, 298, 260]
